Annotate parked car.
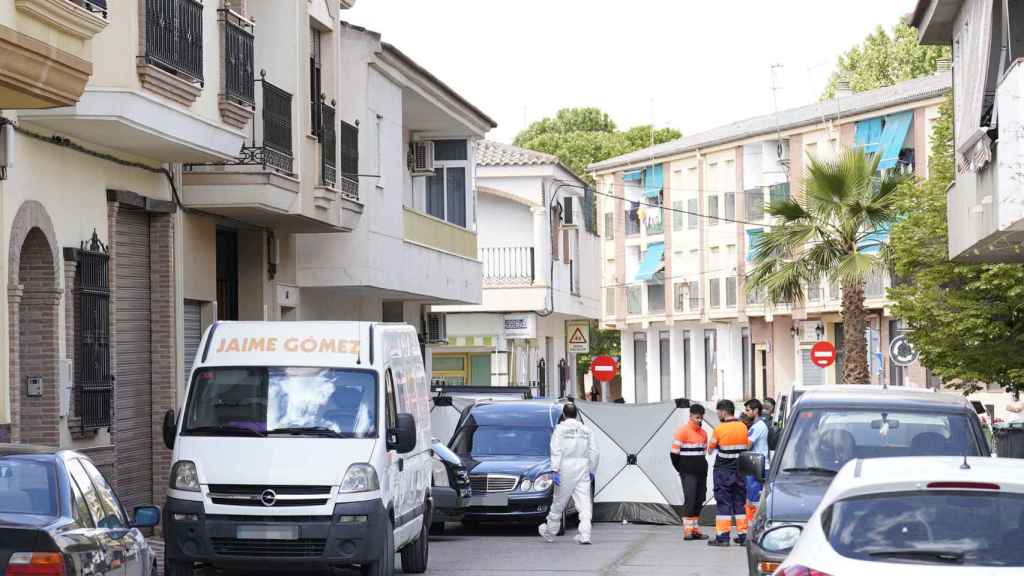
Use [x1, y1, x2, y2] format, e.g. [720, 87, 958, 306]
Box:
[430, 438, 470, 534]
[775, 456, 1024, 574]
[0, 443, 162, 576]
[450, 401, 580, 531]
[742, 386, 991, 576]
[163, 321, 432, 576]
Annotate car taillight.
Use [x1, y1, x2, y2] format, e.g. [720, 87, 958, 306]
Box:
[5, 553, 65, 576]
[927, 481, 1000, 490]
[774, 566, 832, 576]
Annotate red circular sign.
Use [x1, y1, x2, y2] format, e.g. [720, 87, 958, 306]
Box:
[591, 356, 619, 382]
[810, 341, 837, 368]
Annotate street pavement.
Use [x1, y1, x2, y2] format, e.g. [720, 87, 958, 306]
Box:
[185, 522, 747, 575]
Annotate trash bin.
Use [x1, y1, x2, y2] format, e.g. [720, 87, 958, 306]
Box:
[994, 423, 1024, 458]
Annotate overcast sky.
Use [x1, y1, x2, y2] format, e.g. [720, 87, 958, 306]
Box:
[345, 0, 918, 143]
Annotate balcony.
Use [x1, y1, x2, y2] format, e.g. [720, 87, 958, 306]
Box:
[481, 247, 534, 287]
[217, 7, 255, 129]
[948, 59, 1024, 263]
[625, 210, 641, 236]
[646, 214, 664, 236]
[404, 207, 478, 261]
[320, 102, 337, 188]
[626, 285, 642, 315]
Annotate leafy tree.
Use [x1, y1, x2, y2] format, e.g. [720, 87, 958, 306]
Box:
[747, 150, 911, 384]
[823, 22, 950, 99]
[889, 98, 1024, 395]
[513, 107, 681, 184]
[575, 323, 621, 400]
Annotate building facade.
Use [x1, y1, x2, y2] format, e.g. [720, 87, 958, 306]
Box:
[913, 0, 1024, 264]
[590, 74, 950, 405]
[431, 141, 601, 398]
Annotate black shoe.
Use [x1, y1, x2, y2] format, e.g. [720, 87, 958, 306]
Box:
[707, 539, 730, 547]
[733, 536, 748, 545]
[684, 533, 710, 541]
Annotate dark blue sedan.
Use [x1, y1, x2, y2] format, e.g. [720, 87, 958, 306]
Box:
[0, 444, 161, 576]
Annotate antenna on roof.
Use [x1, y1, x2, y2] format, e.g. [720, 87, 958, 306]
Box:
[960, 453, 971, 470]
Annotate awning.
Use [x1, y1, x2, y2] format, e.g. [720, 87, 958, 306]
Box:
[878, 111, 913, 170]
[635, 242, 665, 282]
[746, 228, 764, 261]
[643, 165, 663, 198]
[623, 170, 643, 182]
[855, 117, 883, 155]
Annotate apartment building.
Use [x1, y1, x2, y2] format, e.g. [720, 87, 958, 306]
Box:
[0, 0, 249, 514]
[590, 74, 950, 405]
[431, 141, 601, 398]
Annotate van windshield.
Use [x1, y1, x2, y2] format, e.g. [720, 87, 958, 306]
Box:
[183, 367, 378, 438]
[777, 409, 978, 475]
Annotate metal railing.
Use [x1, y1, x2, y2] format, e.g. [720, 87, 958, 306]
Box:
[481, 247, 534, 287]
[320, 102, 337, 187]
[70, 0, 108, 18]
[76, 232, 111, 431]
[625, 211, 641, 236]
[144, 0, 204, 82]
[259, 81, 293, 173]
[646, 216, 663, 235]
[222, 11, 255, 106]
[339, 121, 359, 200]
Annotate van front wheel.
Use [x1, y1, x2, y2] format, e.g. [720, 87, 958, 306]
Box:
[164, 560, 193, 576]
[361, 518, 394, 576]
[400, 508, 430, 573]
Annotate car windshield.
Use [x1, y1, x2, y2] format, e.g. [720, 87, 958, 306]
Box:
[825, 491, 1024, 566]
[0, 458, 58, 516]
[777, 409, 978, 474]
[182, 367, 378, 438]
[453, 426, 552, 458]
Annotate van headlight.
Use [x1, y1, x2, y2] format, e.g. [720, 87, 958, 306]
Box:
[432, 460, 450, 488]
[532, 473, 554, 492]
[170, 461, 200, 492]
[340, 464, 380, 493]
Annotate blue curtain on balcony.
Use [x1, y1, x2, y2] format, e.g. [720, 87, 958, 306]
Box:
[855, 117, 884, 155]
[746, 228, 764, 261]
[643, 164, 663, 198]
[877, 111, 913, 170]
[858, 224, 890, 254]
[623, 170, 643, 182]
[635, 242, 665, 282]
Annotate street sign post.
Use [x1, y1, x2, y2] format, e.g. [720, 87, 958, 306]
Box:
[591, 355, 618, 382]
[810, 341, 837, 368]
[889, 334, 919, 367]
[568, 322, 590, 354]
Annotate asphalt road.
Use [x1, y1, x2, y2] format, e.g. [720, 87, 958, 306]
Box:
[186, 522, 747, 575]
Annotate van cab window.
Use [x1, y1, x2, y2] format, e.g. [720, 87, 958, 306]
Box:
[777, 410, 978, 475]
[182, 367, 378, 438]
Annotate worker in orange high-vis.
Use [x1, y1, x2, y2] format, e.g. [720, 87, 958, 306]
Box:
[707, 399, 750, 547]
[670, 404, 709, 540]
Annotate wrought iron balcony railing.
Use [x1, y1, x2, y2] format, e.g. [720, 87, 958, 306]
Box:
[221, 9, 255, 106]
[144, 0, 204, 82]
[70, 0, 108, 18]
[320, 102, 337, 187]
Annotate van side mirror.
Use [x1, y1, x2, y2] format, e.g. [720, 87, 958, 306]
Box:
[389, 413, 417, 454]
[162, 409, 176, 450]
[739, 451, 766, 481]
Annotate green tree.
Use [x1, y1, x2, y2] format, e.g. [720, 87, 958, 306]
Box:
[575, 322, 621, 400]
[747, 150, 911, 384]
[889, 98, 1024, 395]
[823, 22, 950, 99]
[513, 107, 681, 184]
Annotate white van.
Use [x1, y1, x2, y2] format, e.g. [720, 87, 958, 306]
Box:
[161, 322, 432, 576]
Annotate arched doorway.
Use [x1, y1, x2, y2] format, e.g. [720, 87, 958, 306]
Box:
[8, 201, 61, 446]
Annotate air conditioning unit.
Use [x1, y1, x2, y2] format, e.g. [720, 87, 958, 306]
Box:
[426, 313, 447, 343]
[410, 141, 435, 176]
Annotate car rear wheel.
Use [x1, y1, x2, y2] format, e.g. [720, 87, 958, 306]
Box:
[361, 518, 394, 576]
[400, 509, 430, 574]
[165, 560, 193, 576]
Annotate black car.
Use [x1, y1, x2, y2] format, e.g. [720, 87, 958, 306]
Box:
[0, 444, 161, 576]
[450, 401, 580, 529]
[741, 386, 992, 576]
[430, 438, 470, 534]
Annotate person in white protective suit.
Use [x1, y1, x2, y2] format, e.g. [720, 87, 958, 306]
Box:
[538, 403, 600, 544]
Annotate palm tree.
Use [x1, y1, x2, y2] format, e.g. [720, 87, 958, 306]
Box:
[747, 148, 911, 384]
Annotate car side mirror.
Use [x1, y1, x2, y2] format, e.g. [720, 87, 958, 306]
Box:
[131, 505, 161, 529]
[162, 409, 176, 450]
[388, 413, 417, 454]
[739, 451, 766, 481]
[760, 524, 803, 554]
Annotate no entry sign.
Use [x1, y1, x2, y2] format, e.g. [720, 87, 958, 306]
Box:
[591, 355, 619, 382]
[810, 341, 837, 368]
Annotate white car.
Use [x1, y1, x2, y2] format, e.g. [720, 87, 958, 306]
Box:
[773, 456, 1024, 575]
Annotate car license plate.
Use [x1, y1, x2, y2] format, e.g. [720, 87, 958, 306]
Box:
[471, 494, 509, 507]
[236, 526, 299, 540]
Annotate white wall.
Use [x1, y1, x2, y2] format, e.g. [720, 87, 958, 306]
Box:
[478, 193, 532, 247]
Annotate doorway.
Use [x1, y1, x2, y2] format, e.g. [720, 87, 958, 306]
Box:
[216, 228, 239, 321]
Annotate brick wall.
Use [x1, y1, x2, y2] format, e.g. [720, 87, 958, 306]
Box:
[17, 229, 61, 447]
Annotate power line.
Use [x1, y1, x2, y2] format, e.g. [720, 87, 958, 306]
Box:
[589, 184, 775, 228]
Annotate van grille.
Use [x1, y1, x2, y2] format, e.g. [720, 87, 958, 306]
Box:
[469, 474, 519, 494]
[207, 485, 333, 507]
[211, 537, 325, 558]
